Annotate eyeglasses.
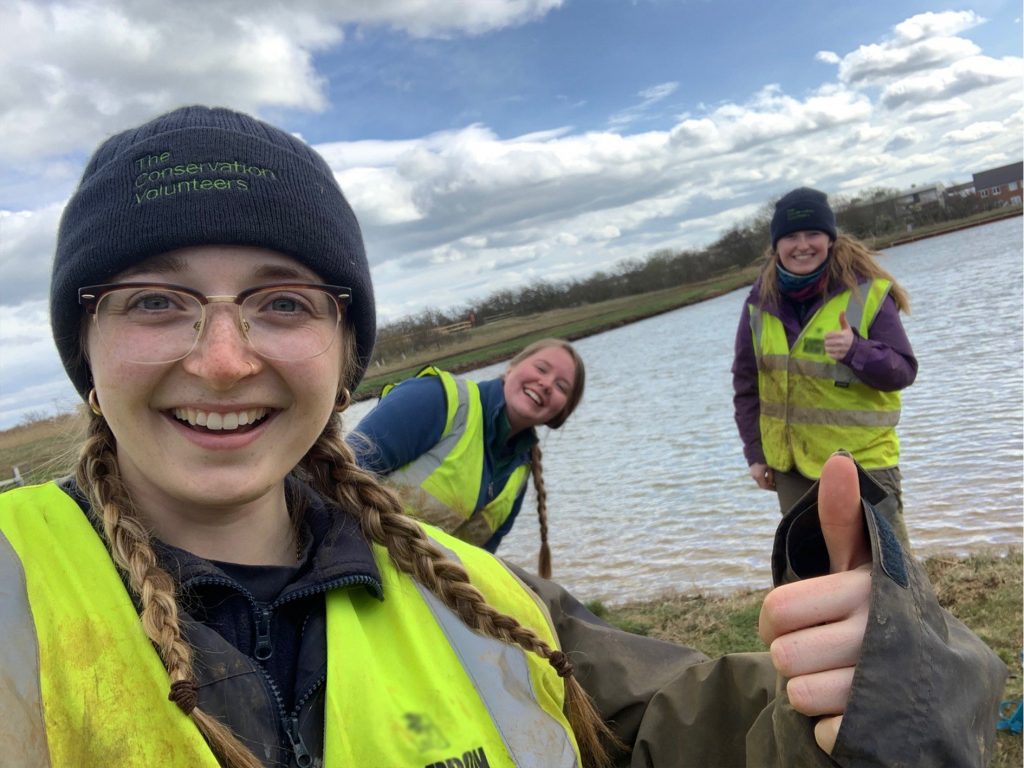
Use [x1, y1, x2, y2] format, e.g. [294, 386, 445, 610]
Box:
[79, 282, 352, 364]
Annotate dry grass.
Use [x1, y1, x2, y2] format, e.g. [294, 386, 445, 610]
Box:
[594, 548, 1022, 767]
[359, 266, 760, 393]
[0, 410, 85, 486]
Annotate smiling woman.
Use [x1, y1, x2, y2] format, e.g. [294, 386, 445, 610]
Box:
[349, 338, 586, 576]
[0, 105, 1007, 768]
[731, 187, 917, 546]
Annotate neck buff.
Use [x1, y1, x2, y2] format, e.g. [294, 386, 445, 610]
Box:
[776, 253, 831, 301]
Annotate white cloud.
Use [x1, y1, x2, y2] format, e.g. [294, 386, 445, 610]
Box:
[892, 10, 985, 41]
[608, 81, 679, 129]
[880, 55, 1023, 108]
[833, 10, 986, 86]
[943, 121, 1006, 144]
[322, 0, 564, 37]
[0, 205, 63, 306]
[1, 3, 1021, 427]
[0, 0, 564, 165]
[884, 127, 921, 152]
[903, 98, 972, 122]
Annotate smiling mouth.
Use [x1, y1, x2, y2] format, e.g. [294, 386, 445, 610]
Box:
[172, 407, 270, 432]
[524, 388, 543, 406]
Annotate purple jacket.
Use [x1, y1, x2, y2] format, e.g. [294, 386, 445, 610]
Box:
[732, 276, 918, 467]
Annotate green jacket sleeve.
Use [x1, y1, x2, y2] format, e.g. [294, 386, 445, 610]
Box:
[511, 464, 1007, 767]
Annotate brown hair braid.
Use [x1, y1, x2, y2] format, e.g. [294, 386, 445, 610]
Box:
[300, 416, 619, 767]
[529, 442, 552, 579]
[75, 416, 264, 768]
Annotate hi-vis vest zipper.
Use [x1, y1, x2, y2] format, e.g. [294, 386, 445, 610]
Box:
[382, 367, 530, 545]
[0, 482, 579, 767]
[749, 278, 901, 478]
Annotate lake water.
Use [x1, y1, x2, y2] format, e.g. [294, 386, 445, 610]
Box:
[346, 217, 1024, 604]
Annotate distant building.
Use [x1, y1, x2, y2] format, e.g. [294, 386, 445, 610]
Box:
[972, 162, 1023, 207]
[893, 183, 945, 214]
[943, 181, 975, 200]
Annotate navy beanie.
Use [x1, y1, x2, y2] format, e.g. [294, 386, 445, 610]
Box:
[51, 105, 376, 398]
[770, 187, 837, 249]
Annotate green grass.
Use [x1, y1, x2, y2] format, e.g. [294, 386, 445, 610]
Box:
[871, 206, 1022, 248]
[357, 266, 760, 395]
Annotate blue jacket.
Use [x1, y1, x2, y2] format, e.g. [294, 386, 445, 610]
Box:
[350, 376, 536, 551]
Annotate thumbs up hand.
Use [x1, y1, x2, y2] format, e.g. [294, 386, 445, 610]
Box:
[758, 454, 872, 755]
[824, 311, 855, 361]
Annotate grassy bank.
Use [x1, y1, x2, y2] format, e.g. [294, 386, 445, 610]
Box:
[589, 548, 1023, 767]
[357, 265, 761, 396]
[870, 205, 1022, 249]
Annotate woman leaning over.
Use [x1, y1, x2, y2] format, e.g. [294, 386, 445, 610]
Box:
[0, 107, 1004, 768]
[732, 187, 917, 546]
[349, 338, 583, 577]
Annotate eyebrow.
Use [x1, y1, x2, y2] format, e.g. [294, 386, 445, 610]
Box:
[118, 255, 319, 282]
[119, 252, 185, 277]
[535, 357, 573, 386]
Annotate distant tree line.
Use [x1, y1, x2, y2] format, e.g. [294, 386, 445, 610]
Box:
[371, 185, 1012, 364]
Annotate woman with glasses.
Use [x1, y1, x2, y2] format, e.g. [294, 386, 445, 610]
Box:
[350, 338, 584, 578]
[0, 106, 1004, 768]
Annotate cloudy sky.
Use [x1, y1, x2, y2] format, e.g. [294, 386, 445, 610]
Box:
[0, 0, 1021, 428]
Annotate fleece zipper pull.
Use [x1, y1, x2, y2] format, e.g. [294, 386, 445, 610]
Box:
[285, 714, 313, 767]
[254, 607, 273, 661]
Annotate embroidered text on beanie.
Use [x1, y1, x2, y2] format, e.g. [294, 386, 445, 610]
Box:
[51, 105, 376, 398]
[770, 187, 837, 249]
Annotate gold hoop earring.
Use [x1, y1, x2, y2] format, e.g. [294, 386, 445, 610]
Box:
[334, 388, 351, 413]
[87, 388, 103, 417]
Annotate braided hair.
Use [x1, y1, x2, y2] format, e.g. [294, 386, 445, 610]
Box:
[75, 335, 615, 767]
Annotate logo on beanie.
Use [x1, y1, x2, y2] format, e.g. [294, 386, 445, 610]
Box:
[133, 150, 278, 205]
[785, 206, 814, 222]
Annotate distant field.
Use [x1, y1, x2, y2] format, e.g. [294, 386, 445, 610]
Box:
[0, 266, 760, 485]
[358, 265, 761, 394]
[0, 411, 84, 487]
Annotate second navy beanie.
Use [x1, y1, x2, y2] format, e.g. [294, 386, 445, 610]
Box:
[770, 187, 837, 248]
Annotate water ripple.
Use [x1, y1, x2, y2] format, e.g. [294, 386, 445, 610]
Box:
[348, 218, 1023, 604]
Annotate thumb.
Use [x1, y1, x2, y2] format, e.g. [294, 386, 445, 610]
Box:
[818, 453, 871, 573]
[839, 311, 850, 331]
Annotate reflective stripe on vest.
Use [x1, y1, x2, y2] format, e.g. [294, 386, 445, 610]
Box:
[324, 524, 579, 767]
[749, 279, 901, 477]
[0, 482, 578, 767]
[384, 367, 530, 545]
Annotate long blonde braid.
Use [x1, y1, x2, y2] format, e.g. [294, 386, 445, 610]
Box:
[301, 415, 619, 768]
[76, 416, 264, 768]
[529, 443, 552, 579]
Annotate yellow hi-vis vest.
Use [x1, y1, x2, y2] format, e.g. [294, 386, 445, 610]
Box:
[0, 481, 579, 768]
[381, 366, 531, 546]
[749, 278, 901, 478]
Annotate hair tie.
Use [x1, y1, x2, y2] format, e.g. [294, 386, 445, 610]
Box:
[548, 650, 575, 678]
[169, 679, 199, 714]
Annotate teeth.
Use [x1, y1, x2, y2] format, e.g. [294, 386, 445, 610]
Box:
[173, 407, 267, 431]
[525, 388, 542, 405]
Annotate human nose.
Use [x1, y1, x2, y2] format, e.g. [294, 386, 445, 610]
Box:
[180, 304, 259, 385]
